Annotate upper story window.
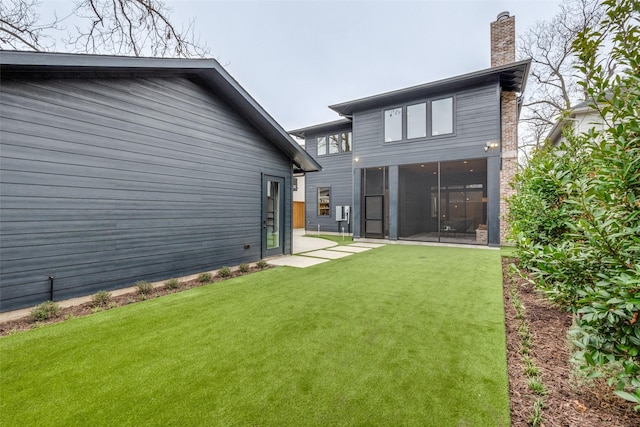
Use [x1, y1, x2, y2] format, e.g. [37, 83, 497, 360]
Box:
[316, 132, 352, 156]
[407, 103, 427, 139]
[384, 96, 454, 142]
[328, 134, 340, 154]
[431, 97, 454, 136]
[317, 136, 327, 155]
[341, 132, 352, 152]
[384, 107, 403, 142]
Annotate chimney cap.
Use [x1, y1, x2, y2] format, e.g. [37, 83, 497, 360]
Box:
[496, 11, 510, 21]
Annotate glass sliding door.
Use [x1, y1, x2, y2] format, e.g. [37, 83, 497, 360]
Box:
[398, 159, 487, 244]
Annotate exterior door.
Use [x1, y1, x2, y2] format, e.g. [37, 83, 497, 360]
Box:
[262, 175, 285, 258]
[364, 195, 385, 238]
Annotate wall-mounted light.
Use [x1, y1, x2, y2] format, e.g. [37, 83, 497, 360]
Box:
[354, 157, 360, 162]
[484, 141, 499, 152]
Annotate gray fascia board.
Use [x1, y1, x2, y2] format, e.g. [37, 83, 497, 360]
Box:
[0, 50, 322, 173]
[289, 118, 353, 138]
[329, 59, 531, 116]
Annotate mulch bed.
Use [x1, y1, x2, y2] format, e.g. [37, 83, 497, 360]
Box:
[503, 257, 639, 426]
[0, 266, 269, 337]
[2, 259, 639, 425]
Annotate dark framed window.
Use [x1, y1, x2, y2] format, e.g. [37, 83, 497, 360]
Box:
[328, 134, 340, 154]
[407, 102, 427, 139]
[431, 97, 453, 136]
[317, 136, 327, 156]
[384, 107, 403, 142]
[315, 132, 352, 156]
[318, 187, 330, 216]
[381, 96, 455, 142]
[341, 132, 352, 152]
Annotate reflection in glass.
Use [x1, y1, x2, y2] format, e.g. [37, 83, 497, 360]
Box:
[266, 180, 280, 249]
[384, 107, 402, 142]
[329, 134, 339, 154]
[317, 136, 327, 155]
[432, 97, 453, 136]
[407, 103, 427, 139]
[341, 132, 352, 152]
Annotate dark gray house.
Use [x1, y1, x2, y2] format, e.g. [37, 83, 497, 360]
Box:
[290, 12, 529, 247]
[0, 51, 320, 312]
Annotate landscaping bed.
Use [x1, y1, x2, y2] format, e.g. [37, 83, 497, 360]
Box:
[503, 257, 640, 426]
[0, 264, 268, 336]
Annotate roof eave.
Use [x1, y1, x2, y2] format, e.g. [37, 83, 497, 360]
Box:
[289, 118, 353, 139]
[329, 59, 532, 116]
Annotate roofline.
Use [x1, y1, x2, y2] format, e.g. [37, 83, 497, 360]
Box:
[329, 59, 531, 116]
[0, 50, 322, 173]
[289, 118, 353, 139]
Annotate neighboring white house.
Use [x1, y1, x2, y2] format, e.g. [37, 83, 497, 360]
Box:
[547, 100, 606, 146]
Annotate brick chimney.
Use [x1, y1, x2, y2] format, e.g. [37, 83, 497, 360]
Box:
[491, 11, 518, 245]
[490, 11, 516, 67]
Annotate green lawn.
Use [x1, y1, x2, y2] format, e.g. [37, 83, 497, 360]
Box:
[0, 245, 509, 426]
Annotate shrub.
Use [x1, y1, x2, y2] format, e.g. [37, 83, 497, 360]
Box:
[217, 266, 232, 278]
[238, 263, 250, 273]
[164, 278, 180, 290]
[135, 281, 153, 295]
[508, 0, 640, 405]
[256, 260, 268, 269]
[91, 290, 112, 307]
[31, 301, 61, 321]
[197, 272, 212, 283]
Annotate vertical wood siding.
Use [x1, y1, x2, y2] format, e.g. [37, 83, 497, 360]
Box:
[0, 76, 292, 311]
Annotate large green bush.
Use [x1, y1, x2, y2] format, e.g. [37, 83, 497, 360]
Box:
[508, 0, 639, 407]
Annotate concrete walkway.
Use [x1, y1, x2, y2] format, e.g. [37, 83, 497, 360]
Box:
[268, 229, 385, 268]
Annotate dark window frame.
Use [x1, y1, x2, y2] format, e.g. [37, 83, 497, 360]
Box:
[382, 95, 456, 143]
[317, 186, 331, 217]
[315, 132, 352, 156]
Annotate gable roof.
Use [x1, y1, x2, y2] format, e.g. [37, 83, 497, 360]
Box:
[329, 59, 531, 117]
[0, 51, 321, 173]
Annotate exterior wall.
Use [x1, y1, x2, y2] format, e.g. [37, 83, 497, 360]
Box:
[0, 76, 292, 311]
[304, 129, 354, 234]
[575, 110, 606, 135]
[352, 84, 501, 168]
[499, 91, 518, 243]
[293, 175, 305, 202]
[353, 84, 502, 244]
[491, 12, 518, 245]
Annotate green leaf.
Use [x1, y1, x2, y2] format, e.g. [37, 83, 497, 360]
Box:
[614, 390, 640, 403]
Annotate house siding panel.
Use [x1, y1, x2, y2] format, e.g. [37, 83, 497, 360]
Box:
[353, 84, 501, 167]
[0, 76, 292, 311]
[303, 131, 353, 233]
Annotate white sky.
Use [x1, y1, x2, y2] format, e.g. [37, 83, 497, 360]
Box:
[43, 0, 563, 131]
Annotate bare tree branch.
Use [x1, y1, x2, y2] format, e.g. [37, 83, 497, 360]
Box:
[518, 0, 604, 149]
[0, 0, 58, 51]
[0, 0, 210, 58]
